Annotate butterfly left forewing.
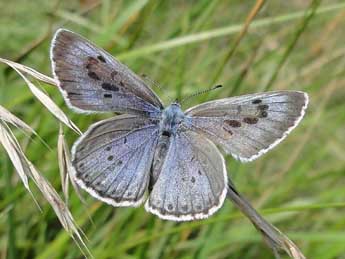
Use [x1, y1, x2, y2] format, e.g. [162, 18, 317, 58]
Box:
[186, 91, 308, 162]
[146, 130, 227, 221]
[51, 29, 163, 115]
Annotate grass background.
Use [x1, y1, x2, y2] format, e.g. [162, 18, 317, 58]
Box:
[1, 0, 345, 258]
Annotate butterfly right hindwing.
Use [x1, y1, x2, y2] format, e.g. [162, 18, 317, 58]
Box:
[146, 130, 227, 221]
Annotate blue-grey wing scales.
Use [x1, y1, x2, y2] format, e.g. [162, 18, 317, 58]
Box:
[72, 115, 160, 206]
[186, 91, 308, 162]
[146, 130, 228, 221]
[51, 29, 163, 115]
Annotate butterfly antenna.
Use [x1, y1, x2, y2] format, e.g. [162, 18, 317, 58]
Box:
[141, 74, 161, 89]
[141, 74, 173, 101]
[180, 84, 223, 104]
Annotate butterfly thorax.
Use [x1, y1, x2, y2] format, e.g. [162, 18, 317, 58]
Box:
[160, 103, 185, 137]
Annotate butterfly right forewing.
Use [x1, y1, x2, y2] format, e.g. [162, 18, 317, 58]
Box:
[186, 91, 308, 162]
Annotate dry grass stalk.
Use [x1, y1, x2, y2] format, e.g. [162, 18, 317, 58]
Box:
[58, 124, 85, 204]
[0, 121, 92, 258]
[0, 58, 92, 257]
[0, 58, 81, 135]
[0, 105, 37, 135]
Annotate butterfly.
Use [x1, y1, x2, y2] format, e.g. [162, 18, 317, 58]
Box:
[51, 29, 308, 221]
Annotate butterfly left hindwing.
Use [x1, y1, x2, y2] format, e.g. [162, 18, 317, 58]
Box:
[72, 115, 160, 207]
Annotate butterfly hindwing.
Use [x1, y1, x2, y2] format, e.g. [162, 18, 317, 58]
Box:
[186, 91, 308, 162]
[146, 130, 228, 221]
[51, 29, 163, 115]
[72, 115, 160, 206]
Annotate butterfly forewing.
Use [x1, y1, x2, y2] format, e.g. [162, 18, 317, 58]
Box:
[145, 130, 227, 221]
[51, 29, 163, 115]
[186, 91, 308, 162]
[72, 115, 160, 206]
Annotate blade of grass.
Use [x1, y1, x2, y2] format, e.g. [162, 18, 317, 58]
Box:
[126, 0, 160, 50]
[9, 65, 81, 135]
[263, 0, 322, 91]
[27, 161, 93, 258]
[190, 0, 222, 32]
[210, 0, 266, 85]
[58, 124, 70, 204]
[0, 120, 92, 258]
[4, 159, 17, 259]
[226, 181, 305, 259]
[0, 57, 57, 86]
[35, 193, 345, 258]
[229, 40, 261, 96]
[57, 124, 85, 204]
[55, 10, 102, 32]
[0, 104, 37, 135]
[117, 2, 345, 60]
[0, 104, 52, 151]
[4, 29, 51, 76]
[278, 46, 345, 90]
[99, 0, 149, 47]
[0, 121, 31, 192]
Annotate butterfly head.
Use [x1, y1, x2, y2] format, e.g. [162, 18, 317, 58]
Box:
[160, 103, 185, 137]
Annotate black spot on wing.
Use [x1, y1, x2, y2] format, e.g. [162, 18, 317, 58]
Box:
[243, 117, 258, 124]
[101, 82, 119, 92]
[224, 119, 241, 128]
[97, 55, 106, 63]
[258, 104, 269, 118]
[88, 71, 101, 80]
[68, 92, 82, 96]
[252, 99, 262, 104]
[258, 104, 269, 110]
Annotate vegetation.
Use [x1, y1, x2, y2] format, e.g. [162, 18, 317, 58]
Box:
[1, 1, 345, 258]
